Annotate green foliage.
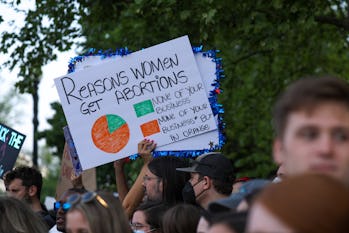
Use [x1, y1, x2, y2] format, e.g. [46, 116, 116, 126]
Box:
[76, 0, 349, 178]
[0, 77, 23, 126]
[0, 0, 80, 93]
[4, 0, 349, 183]
[97, 159, 144, 191]
[38, 102, 67, 157]
[42, 171, 59, 200]
[40, 145, 60, 199]
[0, 0, 82, 165]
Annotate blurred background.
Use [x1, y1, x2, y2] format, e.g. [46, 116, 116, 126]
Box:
[1, 0, 349, 201]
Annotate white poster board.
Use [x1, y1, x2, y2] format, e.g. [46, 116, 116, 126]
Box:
[73, 51, 220, 152]
[55, 36, 217, 170]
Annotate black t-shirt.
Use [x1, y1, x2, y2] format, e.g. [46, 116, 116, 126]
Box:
[37, 204, 56, 229]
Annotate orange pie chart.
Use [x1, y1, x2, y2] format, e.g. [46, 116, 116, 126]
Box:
[91, 114, 130, 153]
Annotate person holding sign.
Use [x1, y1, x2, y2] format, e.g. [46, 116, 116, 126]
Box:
[116, 139, 155, 217]
[143, 155, 189, 203]
[120, 139, 190, 218]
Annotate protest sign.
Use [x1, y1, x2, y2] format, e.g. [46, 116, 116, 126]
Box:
[0, 123, 26, 178]
[63, 125, 82, 176]
[72, 50, 223, 155]
[55, 36, 217, 170]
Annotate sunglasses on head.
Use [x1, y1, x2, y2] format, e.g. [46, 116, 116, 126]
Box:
[67, 192, 109, 209]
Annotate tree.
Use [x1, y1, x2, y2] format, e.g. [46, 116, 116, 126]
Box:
[38, 101, 66, 157]
[3, 0, 349, 179]
[0, 0, 81, 166]
[76, 0, 349, 177]
[0, 76, 23, 126]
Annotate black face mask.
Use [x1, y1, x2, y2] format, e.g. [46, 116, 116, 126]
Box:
[182, 180, 204, 205]
[182, 181, 196, 204]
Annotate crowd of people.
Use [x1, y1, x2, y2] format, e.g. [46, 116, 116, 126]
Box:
[2, 75, 349, 233]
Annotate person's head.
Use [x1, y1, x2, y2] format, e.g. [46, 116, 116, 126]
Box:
[272, 76, 349, 185]
[131, 201, 169, 233]
[162, 203, 201, 233]
[54, 187, 87, 232]
[142, 156, 189, 204]
[66, 191, 132, 233]
[208, 179, 270, 213]
[0, 196, 48, 233]
[208, 211, 248, 233]
[177, 152, 235, 208]
[272, 163, 286, 183]
[232, 177, 251, 193]
[247, 173, 349, 233]
[197, 210, 212, 233]
[4, 166, 43, 202]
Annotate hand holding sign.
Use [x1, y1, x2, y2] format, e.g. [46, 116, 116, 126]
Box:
[55, 36, 217, 170]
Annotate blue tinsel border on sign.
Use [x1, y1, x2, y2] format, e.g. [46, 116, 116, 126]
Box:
[68, 46, 226, 159]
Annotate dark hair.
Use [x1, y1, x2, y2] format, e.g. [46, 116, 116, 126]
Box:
[198, 173, 233, 196]
[135, 201, 169, 232]
[148, 156, 189, 205]
[272, 76, 349, 138]
[200, 209, 213, 224]
[4, 166, 43, 198]
[162, 204, 201, 233]
[209, 211, 248, 233]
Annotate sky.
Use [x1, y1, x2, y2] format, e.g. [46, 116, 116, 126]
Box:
[0, 2, 77, 152]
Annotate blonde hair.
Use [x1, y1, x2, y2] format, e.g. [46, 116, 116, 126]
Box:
[0, 196, 48, 233]
[68, 191, 132, 233]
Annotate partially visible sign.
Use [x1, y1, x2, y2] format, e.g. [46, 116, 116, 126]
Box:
[55, 143, 96, 199]
[0, 123, 26, 178]
[63, 126, 82, 176]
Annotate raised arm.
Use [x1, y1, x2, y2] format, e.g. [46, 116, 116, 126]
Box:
[114, 157, 130, 202]
[122, 139, 156, 218]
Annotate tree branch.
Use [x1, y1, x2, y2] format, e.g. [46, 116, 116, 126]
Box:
[315, 15, 349, 31]
[232, 49, 272, 65]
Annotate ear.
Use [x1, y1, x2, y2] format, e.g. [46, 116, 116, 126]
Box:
[273, 138, 284, 165]
[202, 176, 211, 189]
[158, 179, 164, 193]
[28, 185, 38, 197]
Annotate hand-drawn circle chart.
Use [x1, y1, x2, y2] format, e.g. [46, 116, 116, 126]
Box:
[91, 114, 130, 153]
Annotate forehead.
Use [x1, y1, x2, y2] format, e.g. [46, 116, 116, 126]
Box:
[8, 178, 24, 188]
[132, 210, 147, 223]
[285, 103, 349, 131]
[67, 209, 89, 227]
[145, 166, 157, 177]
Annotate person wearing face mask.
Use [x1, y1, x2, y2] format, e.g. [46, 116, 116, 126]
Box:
[130, 201, 168, 233]
[177, 152, 235, 209]
[119, 139, 190, 219]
